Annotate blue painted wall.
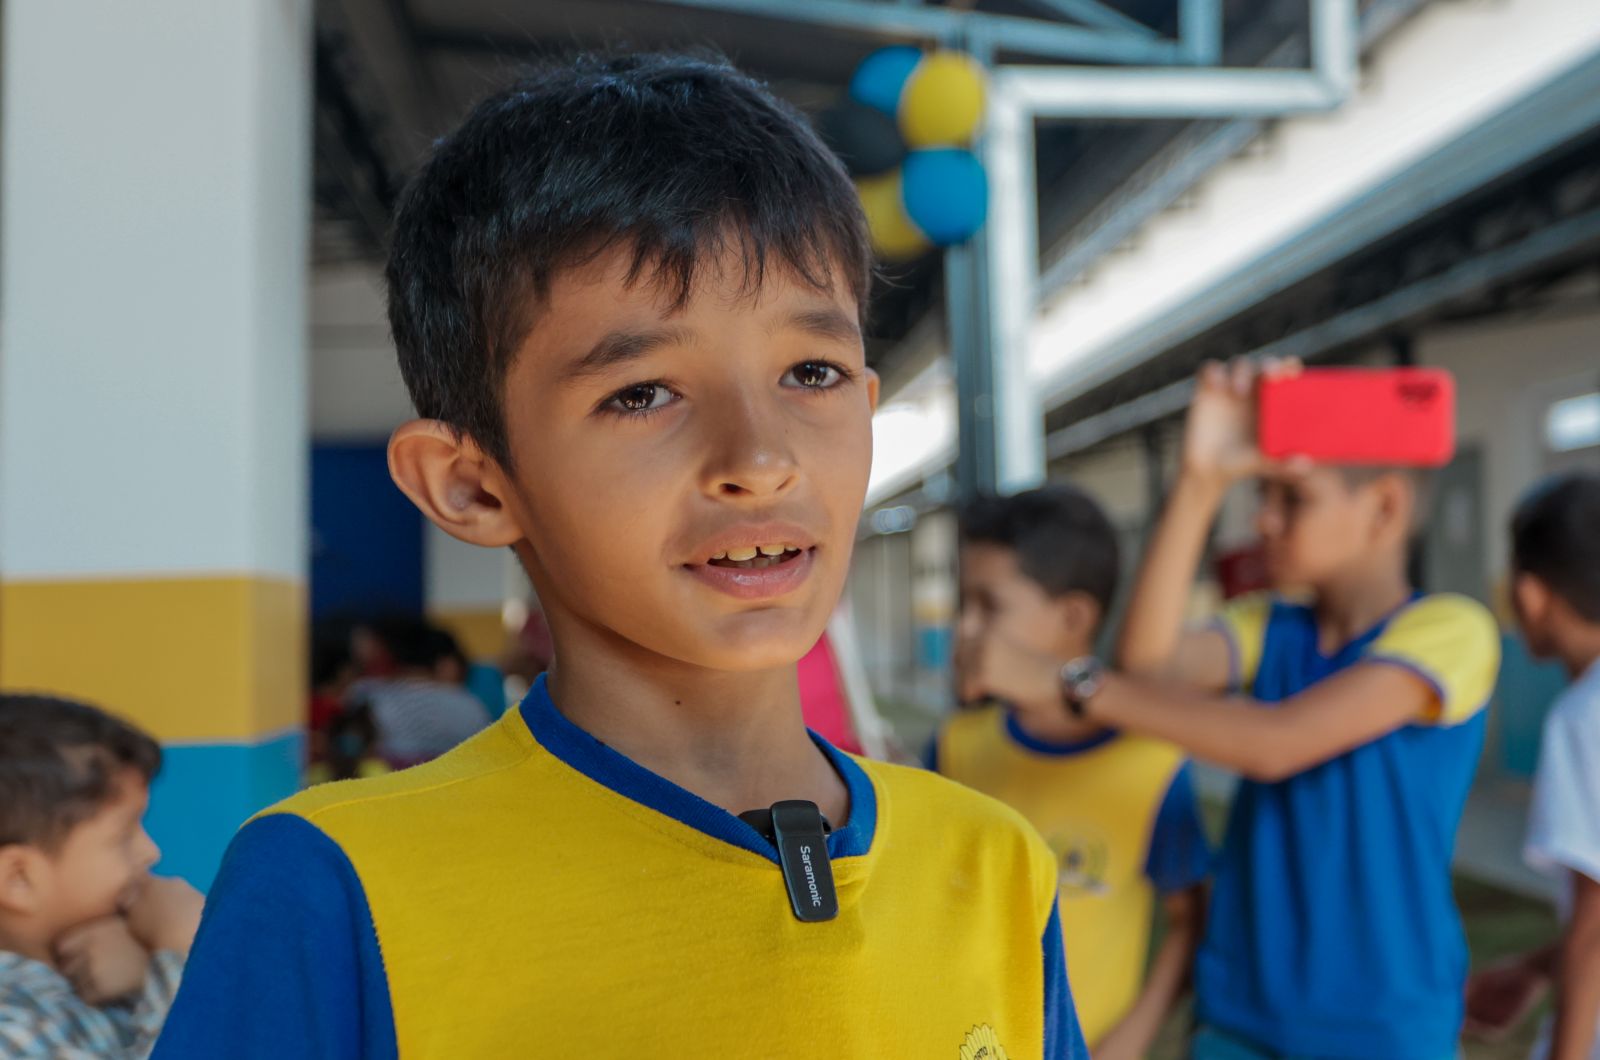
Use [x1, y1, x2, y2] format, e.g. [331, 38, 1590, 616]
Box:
[148, 732, 304, 891]
[311, 443, 424, 620]
[1494, 633, 1570, 778]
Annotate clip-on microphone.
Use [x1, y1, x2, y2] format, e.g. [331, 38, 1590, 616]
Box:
[739, 800, 838, 923]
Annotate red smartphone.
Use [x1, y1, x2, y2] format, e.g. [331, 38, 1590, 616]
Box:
[1258, 367, 1456, 467]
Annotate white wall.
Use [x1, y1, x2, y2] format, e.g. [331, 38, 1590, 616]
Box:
[0, 0, 311, 580]
[310, 263, 415, 441]
[1419, 306, 1600, 586]
[867, 0, 1600, 501]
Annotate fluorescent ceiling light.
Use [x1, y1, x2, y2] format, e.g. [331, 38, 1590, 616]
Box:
[1546, 392, 1600, 453]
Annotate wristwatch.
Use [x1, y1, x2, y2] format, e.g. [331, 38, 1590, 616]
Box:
[1058, 656, 1106, 718]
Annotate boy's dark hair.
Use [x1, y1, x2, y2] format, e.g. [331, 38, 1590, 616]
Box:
[959, 484, 1121, 616]
[424, 627, 469, 672]
[386, 51, 873, 469]
[1335, 466, 1437, 533]
[312, 624, 354, 689]
[326, 701, 380, 783]
[0, 694, 162, 850]
[1511, 470, 1600, 622]
[369, 618, 466, 672]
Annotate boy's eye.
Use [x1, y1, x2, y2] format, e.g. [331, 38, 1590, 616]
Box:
[783, 361, 844, 389]
[605, 383, 676, 415]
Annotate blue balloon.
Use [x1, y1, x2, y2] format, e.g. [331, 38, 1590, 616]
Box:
[901, 149, 988, 246]
[849, 46, 923, 116]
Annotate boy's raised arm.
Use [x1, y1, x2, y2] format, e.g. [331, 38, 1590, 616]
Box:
[1115, 472, 1234, 688]
[1117, 361, 1292, 689]
[962, 595, 1495, 781]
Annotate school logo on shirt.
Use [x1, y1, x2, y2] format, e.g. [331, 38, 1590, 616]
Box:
[1049, 831, 1110, 894]
[959, 1023, 1009, 1060]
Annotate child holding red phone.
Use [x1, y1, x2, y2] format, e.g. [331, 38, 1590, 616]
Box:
[960, 358, 1501, 1059]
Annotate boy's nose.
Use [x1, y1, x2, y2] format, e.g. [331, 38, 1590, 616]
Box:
[1255, 503, 1283, 539]
[701, 395, 799, 499]
[137, 827, 161, 869]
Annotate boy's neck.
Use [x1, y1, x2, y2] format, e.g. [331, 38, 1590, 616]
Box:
[1555, 627, 1600, 681]
[1008, 704, 1105, 747]
[1008, 636, 1104, 746]
[542, 633, 850, 829]
[0, 921, 54, 968]
[1310, 557, 1413, 651]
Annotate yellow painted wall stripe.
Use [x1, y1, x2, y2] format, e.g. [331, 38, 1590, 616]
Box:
[430, 606, 507, 663]
[0, 575, 303, 743]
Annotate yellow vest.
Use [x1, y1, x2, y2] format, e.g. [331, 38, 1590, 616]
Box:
[937, 707, 1190, 1042]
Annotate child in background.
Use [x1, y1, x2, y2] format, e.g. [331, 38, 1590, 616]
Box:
[155, 53, 1086, 1058]
[304, 703, 392, 787]
[934, 485, 1209, 1058]
[1466, 470, 1600, 1059]
[961, 359, 1501, 1058]
[308, 624, 358, 765]
[347, 619, 493, 766]
[0, 694, 204, 1058]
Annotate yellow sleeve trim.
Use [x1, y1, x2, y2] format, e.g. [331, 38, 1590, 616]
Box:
[1367, 594, 1501, 725]
[1207, 593, 1274, 692]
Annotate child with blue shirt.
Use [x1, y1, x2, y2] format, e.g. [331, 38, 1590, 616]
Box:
[154, 53, 1086, 1059]
[961, 359, 1500, 1059]
[932, 486, 1210, 1059]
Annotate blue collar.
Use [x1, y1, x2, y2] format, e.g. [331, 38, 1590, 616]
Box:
[518, 674, 877, 864]
[1295, 589, 1425, 662]
[1003, 711, 1118, 757]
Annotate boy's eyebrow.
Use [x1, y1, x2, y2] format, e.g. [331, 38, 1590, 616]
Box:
[771, 307, 862, 346]
[564, 325, 694, 381]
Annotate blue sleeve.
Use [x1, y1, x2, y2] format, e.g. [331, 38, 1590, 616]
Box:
[1142, 762, 1211, 893]
[152, 814, 397, 1060]
[921, 732, 940, 772]
[1042, 899, 1089, 1059]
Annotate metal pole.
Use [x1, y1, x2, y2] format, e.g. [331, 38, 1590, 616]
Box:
[982, 88, 1047, 493]
[946, 237, 998, 503]
[1180, 0, 1222, 65]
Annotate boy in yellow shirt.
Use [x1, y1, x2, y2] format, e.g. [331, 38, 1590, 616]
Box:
[934, 485, 1208, 1058]
[156, 52, 1086, 1059]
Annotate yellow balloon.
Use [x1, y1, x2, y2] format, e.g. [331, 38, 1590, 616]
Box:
[856, 172, 930, 261]
[898, 51, 986, 148]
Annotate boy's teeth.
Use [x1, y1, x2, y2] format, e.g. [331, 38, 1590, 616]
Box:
[711, 551, 728, 560]
[758, 544, 788, 556]
[725, 546, 759, 561]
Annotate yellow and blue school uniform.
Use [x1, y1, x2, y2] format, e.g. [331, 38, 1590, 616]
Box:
[154, 675, 1087, 1059]
[931, 708, 1210, 1043]
[1199, 592, 1500, 1059]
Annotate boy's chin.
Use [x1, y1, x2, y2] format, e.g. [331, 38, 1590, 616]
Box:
[667, 613, 829, 672]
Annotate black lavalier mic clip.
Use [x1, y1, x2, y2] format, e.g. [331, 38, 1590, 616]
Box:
[738, 800, 839, 923]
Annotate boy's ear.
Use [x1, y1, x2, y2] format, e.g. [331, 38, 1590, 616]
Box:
[1369, 473, 1412, 540]
[1512, 571, 1552, 628]
[388, 420, 524, 548]
[0, 845, 45, 916]
[1054, 591, 1103, 646]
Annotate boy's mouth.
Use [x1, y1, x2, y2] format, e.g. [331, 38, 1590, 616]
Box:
[706, 545, 805, 570]
[684, 525, 819, 601]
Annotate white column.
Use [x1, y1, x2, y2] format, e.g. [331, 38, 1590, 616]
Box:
[0, 0, 313, 889]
